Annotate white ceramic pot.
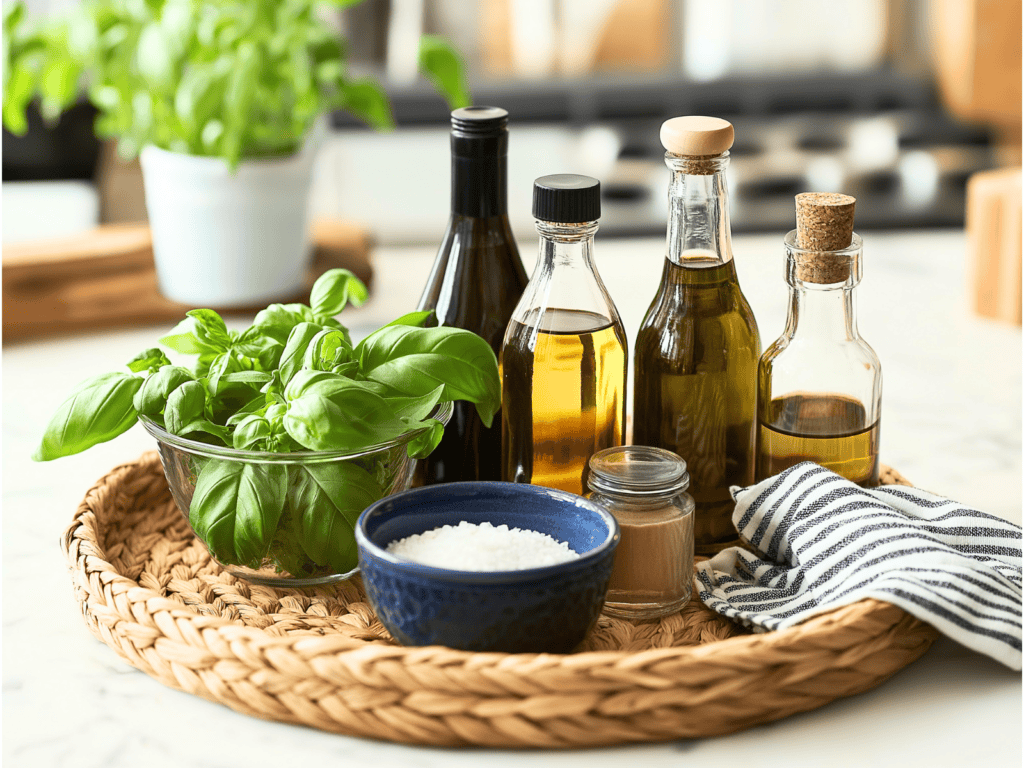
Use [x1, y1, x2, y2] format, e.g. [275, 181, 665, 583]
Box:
[140, 143, 317, 307]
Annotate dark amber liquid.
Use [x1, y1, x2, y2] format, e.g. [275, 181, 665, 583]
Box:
[502, 308, 627, 495]
[418, 215, 528, 482]
[632, 257, 760, 552]
[757, 393, 880, 486]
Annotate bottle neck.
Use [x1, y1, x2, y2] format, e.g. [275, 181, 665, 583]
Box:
[782, 231, 863, 342]
[536, 220, 599, 271]
[451, 132, 508, 218]
[665, 154, 733, 267]
[784, 278, 859, 342]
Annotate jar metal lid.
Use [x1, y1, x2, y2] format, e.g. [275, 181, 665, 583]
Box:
[587, 446, 690, 497]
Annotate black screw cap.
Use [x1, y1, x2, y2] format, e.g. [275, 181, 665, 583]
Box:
[532, 174, 601, 223]
[451, 106, 508, 137]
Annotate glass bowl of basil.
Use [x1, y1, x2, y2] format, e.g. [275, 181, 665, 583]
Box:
[141, 402, 453, 585]
[33, 269, 502, 586]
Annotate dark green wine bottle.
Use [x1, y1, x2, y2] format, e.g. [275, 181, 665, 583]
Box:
[416, 106, 528, 483]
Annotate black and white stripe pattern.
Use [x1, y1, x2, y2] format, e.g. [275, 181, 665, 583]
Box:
[695, 462, 1022, 670]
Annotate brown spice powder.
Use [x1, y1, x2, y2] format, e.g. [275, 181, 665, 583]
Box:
[605, 506, 693, 611]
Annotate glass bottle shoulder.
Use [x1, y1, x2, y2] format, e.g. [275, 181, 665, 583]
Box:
[419, 214, 527, 349]
[636, 256, 760, 361]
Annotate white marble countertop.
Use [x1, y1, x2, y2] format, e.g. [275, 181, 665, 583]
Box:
[3, 230, 1021, 767]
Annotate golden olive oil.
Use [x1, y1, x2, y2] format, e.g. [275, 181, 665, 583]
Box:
[633, 257, 760, 551]
[502, 308, 627, 495]
[757, 393, 880, 486]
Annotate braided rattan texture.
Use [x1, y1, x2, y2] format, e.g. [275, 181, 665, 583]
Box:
[62, 452, 938, 747]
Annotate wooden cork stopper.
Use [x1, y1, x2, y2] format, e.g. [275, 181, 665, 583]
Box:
[661, 116, 734, 175]
[794, 193, 857, 283]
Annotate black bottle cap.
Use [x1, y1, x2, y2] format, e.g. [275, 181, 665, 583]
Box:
[451, 106, 508, 137]
[532, 174, 601, 223]
[450, 106, 509, 217]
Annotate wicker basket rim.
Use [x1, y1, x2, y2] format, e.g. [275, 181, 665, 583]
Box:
[61, 452, 939, 748]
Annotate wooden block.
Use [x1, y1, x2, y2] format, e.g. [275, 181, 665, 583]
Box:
[592, 0, 670, 73]
[930, 0, 1022, 128]
[966, 167, 1022, 324]
[2, 220, 373, 343]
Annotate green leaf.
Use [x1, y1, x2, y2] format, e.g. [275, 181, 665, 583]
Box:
[2, 63, 35, 135]
[175, 417, 230, 443]
[39, 58, 81, 119]
[164, 380, 206, 434]
[219, 370, 273, 386]
[252, 303, 314, 345]
[404, 418, 445, 460]
[223, 40, 259, 167]
[160, 317, 210, 354]
[133, 365, 194, 415]
[126, 347, 171, 373]
[386, 384, 444, 422]
[231, 325, 282, 370]
[136, 21, 174, 92]
[283, 386, 408, 452]
[340, 78, 393, 131]
[309, 268, 368, 318]
[186, 308, 232, 351]
[174, 64, 225, 134]
[383, 309, 434, 329]
[34, 372, 143, 461]
[418, 35, 470, 110]
[160, 0, 194, 60]
[291, 462, 383, 574]
[230, 414, 269, 450]
[189, 460, 288, 568]
[302, 328, 353, 372]
[225, 395, 270, 427]
[358, 325, 500, 428]
[277, 322, 323, 385]
[284, 369, 369, 402]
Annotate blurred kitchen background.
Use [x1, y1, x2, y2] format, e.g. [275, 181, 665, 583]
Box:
[3, 0, 1021, 247]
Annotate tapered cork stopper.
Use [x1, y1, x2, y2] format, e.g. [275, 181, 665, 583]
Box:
[661, 116, 734, 175]
[794, 193, 857, 283]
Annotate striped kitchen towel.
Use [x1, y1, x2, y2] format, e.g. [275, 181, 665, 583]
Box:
[695, 462, 1023, 670]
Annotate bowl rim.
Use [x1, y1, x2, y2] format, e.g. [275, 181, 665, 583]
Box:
[355, 481, 620, 583]
[139, 400, 454, 463]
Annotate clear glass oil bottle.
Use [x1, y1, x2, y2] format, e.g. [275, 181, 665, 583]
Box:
[756, 194, 881, 485]
[417, 107, 528, 483]
[501, 174, 627, 496]
[632, 117, 760, 553]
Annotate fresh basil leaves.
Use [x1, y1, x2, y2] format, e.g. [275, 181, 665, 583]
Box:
[33, 371, 143, 461]
[33, 268, 501, 577]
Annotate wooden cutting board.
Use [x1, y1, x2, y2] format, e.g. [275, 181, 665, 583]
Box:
[3, 219, 373, 343]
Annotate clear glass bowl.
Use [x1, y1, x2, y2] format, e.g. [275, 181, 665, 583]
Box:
[141, 402, 453, 587]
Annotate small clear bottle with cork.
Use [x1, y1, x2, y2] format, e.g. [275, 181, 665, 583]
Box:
[501, 174, 627, 496]
[756, 193, 882, 485]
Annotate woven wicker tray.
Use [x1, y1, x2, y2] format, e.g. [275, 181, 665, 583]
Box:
[62, 452, 939, 748]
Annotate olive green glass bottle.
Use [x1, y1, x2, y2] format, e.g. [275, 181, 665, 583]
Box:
[632, 116, 760, 554]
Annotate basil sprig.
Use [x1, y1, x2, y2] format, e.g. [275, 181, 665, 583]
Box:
[34, 269, 500, 577]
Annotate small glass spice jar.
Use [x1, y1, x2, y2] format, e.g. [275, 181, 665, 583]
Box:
[587, 446, 695, 620]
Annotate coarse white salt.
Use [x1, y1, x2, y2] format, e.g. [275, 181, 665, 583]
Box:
[386, 521, 579, 571]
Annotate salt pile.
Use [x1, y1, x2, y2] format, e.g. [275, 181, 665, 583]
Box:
[386, 521, 579, 571]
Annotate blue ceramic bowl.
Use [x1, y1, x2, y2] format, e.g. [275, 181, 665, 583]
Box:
[356, 482, 620, 654]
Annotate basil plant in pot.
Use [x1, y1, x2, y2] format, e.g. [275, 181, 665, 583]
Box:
[3, 0, 470, 306]
[33, 269, 502, 586]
